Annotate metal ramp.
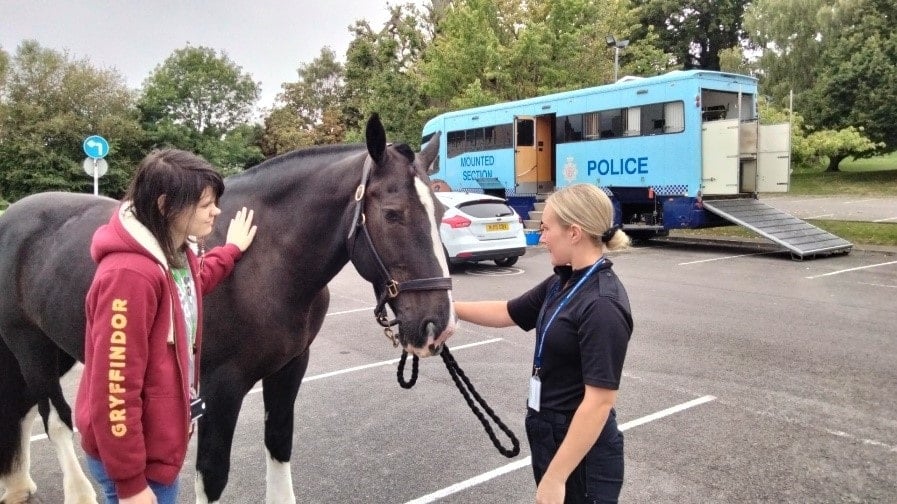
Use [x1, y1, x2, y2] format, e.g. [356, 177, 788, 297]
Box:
[702, 198, 853, 259]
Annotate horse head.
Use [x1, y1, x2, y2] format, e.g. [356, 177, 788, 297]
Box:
[348, 114, 455, 357]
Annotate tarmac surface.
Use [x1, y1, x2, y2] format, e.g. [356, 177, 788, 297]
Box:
[22, 232, 897, 503]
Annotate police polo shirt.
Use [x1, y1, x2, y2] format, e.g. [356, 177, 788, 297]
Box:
[507, 259, 633, 413]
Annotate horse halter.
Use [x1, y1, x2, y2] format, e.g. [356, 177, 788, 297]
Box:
[347, 156, 453, 347]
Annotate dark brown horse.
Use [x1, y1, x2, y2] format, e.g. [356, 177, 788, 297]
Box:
[0, 115, 455, 503]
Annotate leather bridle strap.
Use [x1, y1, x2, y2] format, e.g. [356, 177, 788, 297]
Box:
[346, 155, 452, 343]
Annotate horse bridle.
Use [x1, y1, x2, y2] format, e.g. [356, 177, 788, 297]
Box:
[347, 156, 453, 347]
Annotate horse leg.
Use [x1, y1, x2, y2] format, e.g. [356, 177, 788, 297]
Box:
[40, 352, 97, 504]
[261, 350, 310, 504]
[1, 330, 95, 504]
[194, 369, 254, 504]
[0, 338, 38, 504]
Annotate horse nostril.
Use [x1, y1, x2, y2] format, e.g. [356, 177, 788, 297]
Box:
[429, 343, 443, 355]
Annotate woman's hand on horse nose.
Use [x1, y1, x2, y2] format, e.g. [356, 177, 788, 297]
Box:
[226, 207, 258, 252]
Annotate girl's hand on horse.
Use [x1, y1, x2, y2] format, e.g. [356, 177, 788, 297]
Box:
[226, 207, 258, 252]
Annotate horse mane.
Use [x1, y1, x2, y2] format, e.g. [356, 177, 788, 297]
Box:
[235, 144, 366, 178]
[232, 141, 415, 179]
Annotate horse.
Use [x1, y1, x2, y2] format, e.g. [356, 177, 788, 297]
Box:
[0, 114, 455, 504]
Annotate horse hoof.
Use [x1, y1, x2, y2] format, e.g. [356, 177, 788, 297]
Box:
[0, 482, 37, 504]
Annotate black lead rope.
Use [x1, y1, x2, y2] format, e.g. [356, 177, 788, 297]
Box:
[396, 350, 418, 389]
[398, 346, 521, 458]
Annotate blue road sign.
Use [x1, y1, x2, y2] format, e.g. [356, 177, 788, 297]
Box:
[83, 135, 110, 159]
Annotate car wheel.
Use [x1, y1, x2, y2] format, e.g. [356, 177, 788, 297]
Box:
[443, 247, 458, 273]
[494, 256, 518, 267]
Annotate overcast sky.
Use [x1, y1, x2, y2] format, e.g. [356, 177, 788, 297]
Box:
[1, 0, 419, 110]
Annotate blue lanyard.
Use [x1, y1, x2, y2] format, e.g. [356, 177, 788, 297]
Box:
[533, 258, 605, 375]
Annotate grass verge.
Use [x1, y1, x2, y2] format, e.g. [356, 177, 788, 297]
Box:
[790, 153, 897, 196]
[671, 220, 897, 248]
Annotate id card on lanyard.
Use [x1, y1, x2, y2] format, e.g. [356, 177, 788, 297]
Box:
[528, 258, 604, 411]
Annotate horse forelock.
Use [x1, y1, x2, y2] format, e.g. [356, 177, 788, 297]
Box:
[392, 143, 415, 164]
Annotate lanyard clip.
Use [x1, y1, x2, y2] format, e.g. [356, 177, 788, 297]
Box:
[532, 366, 541, 377]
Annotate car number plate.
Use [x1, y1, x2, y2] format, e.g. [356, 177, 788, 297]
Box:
[485, 223, 510, 232]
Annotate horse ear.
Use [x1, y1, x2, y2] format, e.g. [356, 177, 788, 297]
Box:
[419, 131, 441, 175]
[365, 114, 387, 165]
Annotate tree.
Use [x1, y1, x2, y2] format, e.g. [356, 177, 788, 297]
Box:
[807, 127, 884, 172]
[260, 47, 345, 155]
[139, 46, 259, 135]
[0, 41, 143, 200]
[634, 0, 750, 70]
[138, 46, 262, 171]
[418, 0, 508, 110]
[343, 3, 432, 144]
[800, 0, 897, 154]
[745, 0, 897, 158]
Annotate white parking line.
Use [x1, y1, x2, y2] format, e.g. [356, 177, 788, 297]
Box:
[246, 338, 504, 394]
[805, 213, 834, 219]
[29, 338, 505, 443]
[404, 395, 717, 504]
[678, 252, 771, 265]
[805, 260, 897, 279]
[872, 216, 897, 223]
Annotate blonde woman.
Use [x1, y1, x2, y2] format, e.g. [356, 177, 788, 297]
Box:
[454, 184, 633, 504]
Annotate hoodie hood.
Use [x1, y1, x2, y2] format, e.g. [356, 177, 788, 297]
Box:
[91, 202, 170, 269]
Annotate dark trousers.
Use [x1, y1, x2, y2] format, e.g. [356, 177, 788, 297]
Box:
[525, 407, 624, 504]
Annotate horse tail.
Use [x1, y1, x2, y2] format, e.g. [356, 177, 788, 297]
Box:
[0, 336, 33, 477]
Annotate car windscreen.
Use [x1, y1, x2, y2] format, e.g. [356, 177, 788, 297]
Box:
[456, 201, 515, 218]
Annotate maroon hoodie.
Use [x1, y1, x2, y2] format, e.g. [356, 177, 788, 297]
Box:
[75, 203, 242, 498]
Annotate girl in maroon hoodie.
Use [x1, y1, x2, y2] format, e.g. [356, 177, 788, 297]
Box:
[75, 149, 257, 504]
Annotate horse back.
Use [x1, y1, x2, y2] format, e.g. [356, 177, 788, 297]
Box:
[0, 192, 117, 360]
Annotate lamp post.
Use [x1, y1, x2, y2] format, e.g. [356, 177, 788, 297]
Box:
[605, 35, 629, 82]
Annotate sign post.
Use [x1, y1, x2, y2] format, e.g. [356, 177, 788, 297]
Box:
[82, 135, 110, 195]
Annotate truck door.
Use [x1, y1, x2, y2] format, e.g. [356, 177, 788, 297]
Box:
[514, 116, 537, 193]
[701, 118, 740, 195]
[757, 123, 791, 193]
[515, 115, 554, 193]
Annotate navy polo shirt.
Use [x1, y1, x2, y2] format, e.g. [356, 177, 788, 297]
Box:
[507, 259, 633, 413]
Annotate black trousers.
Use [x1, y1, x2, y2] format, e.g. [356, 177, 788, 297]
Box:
[525, 407, 624, 504]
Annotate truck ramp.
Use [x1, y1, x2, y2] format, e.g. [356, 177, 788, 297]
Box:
[702, 198, 853, 259]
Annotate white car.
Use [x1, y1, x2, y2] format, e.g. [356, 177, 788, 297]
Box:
[435, 191, 527, 267]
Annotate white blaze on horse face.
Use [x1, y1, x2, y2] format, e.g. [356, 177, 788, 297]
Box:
[413, 177, 457, 353]
[414, 177, 450, 278]
[46, 406, 97, 504]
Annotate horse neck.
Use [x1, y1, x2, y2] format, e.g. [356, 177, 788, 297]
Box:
[224, 154, 362, 289]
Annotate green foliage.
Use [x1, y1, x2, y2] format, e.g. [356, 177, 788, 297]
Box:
[634, 0, 751, 70]
[138, 46, 262, 172]
[418, 0, 654, 123]
[260, 47, 346, 155]
[745, 0, 897, 153]
[805, 127, 884, 172]
[343, 3, 431, 145]
[0, 41, 143, 200]
[139, 46, 259, 134]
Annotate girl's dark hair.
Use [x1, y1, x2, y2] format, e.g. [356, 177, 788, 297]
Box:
[124, 149, 224, 267]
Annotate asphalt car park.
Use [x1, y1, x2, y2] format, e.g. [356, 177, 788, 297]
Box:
[26, 239, 897, 503]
